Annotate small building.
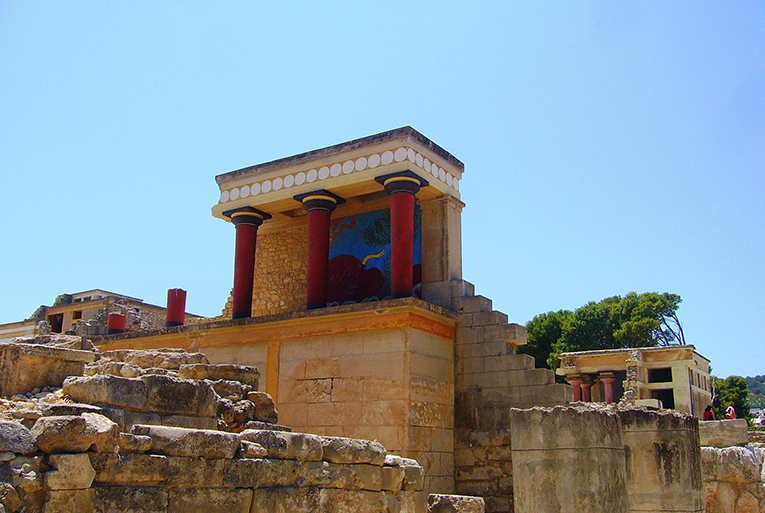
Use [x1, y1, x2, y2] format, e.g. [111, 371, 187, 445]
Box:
[556, 345, 712, 419]
[0, 289, 203, 341]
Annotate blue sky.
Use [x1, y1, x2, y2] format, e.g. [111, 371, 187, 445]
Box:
[1, 2, 762, 377]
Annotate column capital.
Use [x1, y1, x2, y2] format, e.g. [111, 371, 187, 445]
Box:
[223, 207, 272, 227]
[375, 170, 429, 195]
[294, 189, 345, 212]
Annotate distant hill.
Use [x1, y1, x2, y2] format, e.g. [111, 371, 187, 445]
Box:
[745, 376, 765, 408]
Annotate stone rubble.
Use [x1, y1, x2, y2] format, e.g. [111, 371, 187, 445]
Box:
[0, 341, 482, 512]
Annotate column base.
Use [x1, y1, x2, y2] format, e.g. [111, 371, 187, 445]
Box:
[232, 312, 250, 320]
[306, 302, 326, 310]
[165, 321, 183, 328]
[392, 291, 413, 299]
[107, 329, 125, 335]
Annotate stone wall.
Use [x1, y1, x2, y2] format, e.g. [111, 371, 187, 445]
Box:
[222, 225, 308, 319]
[703, 446, 765, 512]
[0, 415, 433, 513]
[510, 405, 704, 513]
[278, 326, 455, 494]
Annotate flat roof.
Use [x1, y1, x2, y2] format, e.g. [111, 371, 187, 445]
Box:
[215, 126, 464, 185]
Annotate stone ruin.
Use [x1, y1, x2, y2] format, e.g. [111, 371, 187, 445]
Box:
[0, 339, 485, 512]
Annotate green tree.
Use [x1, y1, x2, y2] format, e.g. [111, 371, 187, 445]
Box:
[713, 376, 751, 421]
[520, 292, 686, 371]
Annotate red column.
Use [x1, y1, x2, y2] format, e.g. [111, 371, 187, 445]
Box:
[227, 208, 269, 319]
[600, 372, 617, 404]
[297, 192, 342, 310]
[376, 172, 428, 299]
[568, 377, 583, 402]
[107, 313, 126, 334]
[166, 288, 187, 327]
[581, 381, 593, 403]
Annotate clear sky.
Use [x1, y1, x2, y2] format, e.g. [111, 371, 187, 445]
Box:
[1, 2, 762, 378]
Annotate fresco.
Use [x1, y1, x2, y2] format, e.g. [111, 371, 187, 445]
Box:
[327, 206, 422, 306]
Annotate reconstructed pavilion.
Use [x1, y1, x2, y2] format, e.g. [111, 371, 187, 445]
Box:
[556, 345, 712, 418]
[94, 127, 573, 495]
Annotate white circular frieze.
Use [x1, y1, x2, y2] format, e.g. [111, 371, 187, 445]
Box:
[307, 169, 318, 182]
[368, 154, 380, 168]
[416, 153, 423, 167]
[284, 175, 295, 188]
[330, 163, 341, 177]
[251, 182, 261, 195]
[261, 180, 272, 193]
[355, 157, 367, 171]
[273, 177, 283, 190]
[381, 151, 394, 165]
[295, 172, 306, 185]
[394, 147, 407, 162]
[319, 166, 330, 180]
[343, 160, 355, 174]
[220, 190, 230, 203]
[240, 185, 250, 198]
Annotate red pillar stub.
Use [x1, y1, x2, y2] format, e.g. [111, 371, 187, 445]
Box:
[599, 372, 618, 404]
[294, 190, 345, 310]
[581, 381, 593, 403]
[375, 171, 428, 299]
[107, 313, 126, 335]
[224, 207, 271, 320]
[166, 288, 187, 327]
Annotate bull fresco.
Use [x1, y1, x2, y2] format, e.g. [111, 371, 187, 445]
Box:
[327, 207, 422, 306]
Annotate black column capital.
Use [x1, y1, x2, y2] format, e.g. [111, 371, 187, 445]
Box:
[294, 189, 346, 212]
[375, 170, 429, 195]
[223, 207, 272, 227]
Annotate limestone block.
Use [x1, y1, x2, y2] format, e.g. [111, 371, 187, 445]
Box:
[702, 446, 765, 484]
[402, 465, 425, 491]
[483, 323, 526, 348]
[510, 406, 629, 513]
[320, 437, 386, 465]
[467, 311, 508, 328]
[140, 375, 220, 417]
[90, 453, 168, 485]
[132, 425, 240, 459]
[44, 454, 95, 491]
[80, 413, 120, 453]
[0, 421, 37, 455]
[43, 489, 94, 513]
[353, 464, 383, 491]
[251, 487, 393, 513]
[449, 280, 475, 299]
[30, 416, 96, 454]
[178, 363, 260, 389]
[221, 458, 298, 488]
[118, 433, 152, 453]
[619, 407, 704, 512]
[295, 461, 332, 488]
[283, 379, 333, 403]
[167, 487, 252, 513]
[0, 342, 96, 398]
[63, 375, 148, 411]
[0, 482, 22, 513]
[428, 494, 485, 513]
[496, 368, 554, 388]
[381, 465, 405, 491]
[452, 296, 492, 314]
[246, 391, 279, 423]
[240, 430, 322, 461]
[410, 402, 453, 429]
[165, 456, 225, 487]
[699, 419, 750, 447]
[240, 440, 268, 458]
[93, 485, 168, 513]
[209, 379, 253, 401]
[101, 349, 208, 370]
